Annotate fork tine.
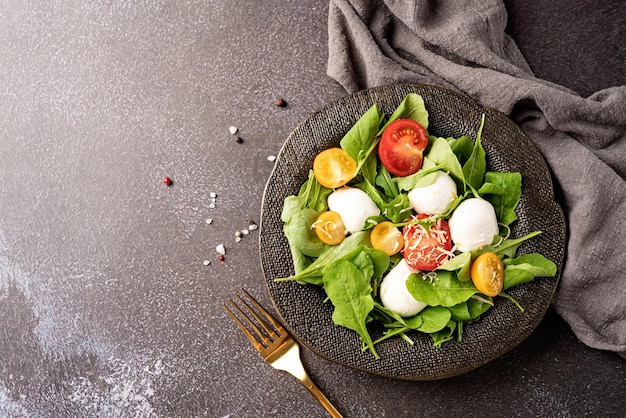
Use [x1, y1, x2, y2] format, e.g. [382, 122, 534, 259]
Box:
[238, 288, 285, 337]
[232, 290, 281, 345]
[225, 289, 344, 417]
[227, 296, 273, 347]
[237, 299, 271, 343]
[223, 301, 264, 349]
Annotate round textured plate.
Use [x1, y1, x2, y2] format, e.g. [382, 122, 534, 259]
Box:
[259, 83, 565, 380]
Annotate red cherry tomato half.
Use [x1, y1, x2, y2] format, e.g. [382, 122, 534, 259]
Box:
[378, 119, 428, 177]
[402, 214, 452, 271]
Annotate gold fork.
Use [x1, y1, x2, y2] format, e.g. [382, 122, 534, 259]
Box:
[224, 288, 343, 418]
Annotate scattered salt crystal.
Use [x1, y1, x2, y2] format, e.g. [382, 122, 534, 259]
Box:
[203, 260, 211, 266]
[206, 218, 213, 225]
[216, 244, 226, 255]
[209, 202, 216, 209]
[210, 192, 217, 198]
[229, 126, 238, 135]
[267, 155, 276, 162]
[234, 236, 241, 243]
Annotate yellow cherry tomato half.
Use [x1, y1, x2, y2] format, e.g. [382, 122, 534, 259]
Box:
[370, 221, 405, 256]
[470, 252, 504, 297]
[311, 211, 346, 245]
[313, 148, 357, 189]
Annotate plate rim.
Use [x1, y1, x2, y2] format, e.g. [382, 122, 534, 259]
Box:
[259, 82, 566, 380]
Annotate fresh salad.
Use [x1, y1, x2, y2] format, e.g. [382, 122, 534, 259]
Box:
[277, 93, 557, 359]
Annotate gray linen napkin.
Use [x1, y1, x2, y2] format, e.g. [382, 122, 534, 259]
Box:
[327, 0, 626, 357]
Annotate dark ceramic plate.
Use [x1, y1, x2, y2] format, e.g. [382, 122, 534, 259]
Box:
[259, 83, 565, 380]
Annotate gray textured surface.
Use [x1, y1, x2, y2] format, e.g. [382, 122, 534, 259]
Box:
[1, 1, 624, 417]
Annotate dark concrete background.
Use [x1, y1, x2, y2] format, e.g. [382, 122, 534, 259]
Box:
[1, 1, 624, 417]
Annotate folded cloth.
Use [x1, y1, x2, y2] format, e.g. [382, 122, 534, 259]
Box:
[327, 0, 626, 357]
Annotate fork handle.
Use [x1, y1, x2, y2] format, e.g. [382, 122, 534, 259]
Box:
[300, 374, 343, 418]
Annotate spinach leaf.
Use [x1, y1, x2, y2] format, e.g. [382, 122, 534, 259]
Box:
[287, 243, 313, 276]
[380, 92, 429, 133]
[478, 171, 522, 226]
[430, 321, 457, 347]
[462, 114, 487, 191]
[283, 208, 329, 257]
[340, 104, 385, 176]
[394, 158, 444, 192]
[438, 251, 472, 281]
[413, 306, 452, 333]
[449, 297, 492, 322]
[372, 302, 422, 330]
[349, 251, 375, 282]
[406, 271, 479, 307]
[503, 268, 534, 291]
[323, 259, 379, 359]
[505, 253, 557, 276]
[281, 170, 331, 223]
[281, 195, 304, 223]
[358, 180, 413, 224]
[467, 295, 493, 318]
[426, 137, 465, 185]
[276, 231, 370, 283]
[357, 247, 390, 282]
[448, 136, 475, 165]
[447, 302, 471, 322]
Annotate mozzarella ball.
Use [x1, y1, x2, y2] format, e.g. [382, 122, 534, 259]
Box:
[408, 171, 457, 215]
[448, 198, 499, 252]
[327, 187, 380, 233]
[379, 259, 427, 317]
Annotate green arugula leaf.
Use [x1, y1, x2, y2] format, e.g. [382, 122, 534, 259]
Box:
[503, 253, 557, 289]
[375, 165, 399, 198]
[431, 321, 457, 347]
[359, 152, 379, 186]
[483, 231, 542, 258]
[394, 158, 445, 192]
[380, 193, 413, 224]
